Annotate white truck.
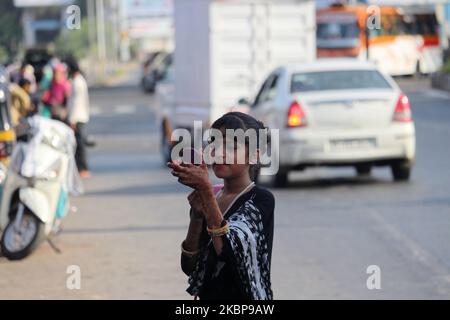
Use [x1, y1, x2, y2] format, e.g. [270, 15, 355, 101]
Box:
[159, 0, 316, 159]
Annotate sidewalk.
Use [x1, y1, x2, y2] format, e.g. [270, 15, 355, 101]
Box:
[431, 72, 450, 92]
[84, 60, 141, 89]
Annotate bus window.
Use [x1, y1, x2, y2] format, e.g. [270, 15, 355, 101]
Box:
[317, 21, 360, 40]
[403, 14, 438, 36]
[415, 14, 439, 35]
[317, 12, 360, 48]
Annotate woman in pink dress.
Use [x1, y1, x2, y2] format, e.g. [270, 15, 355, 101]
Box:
[41, 63, 71, 122]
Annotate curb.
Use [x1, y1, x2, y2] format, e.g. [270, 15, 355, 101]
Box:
[85, 62, 140, 90]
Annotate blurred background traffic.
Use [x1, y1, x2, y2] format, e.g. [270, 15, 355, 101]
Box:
[0, 0, 450, 299]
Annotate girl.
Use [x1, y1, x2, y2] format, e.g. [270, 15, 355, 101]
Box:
[66, 58, 91, 179]
[168, 112, 275, 300]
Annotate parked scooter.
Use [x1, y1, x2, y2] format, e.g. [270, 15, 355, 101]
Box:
[0, 115, 83, 260]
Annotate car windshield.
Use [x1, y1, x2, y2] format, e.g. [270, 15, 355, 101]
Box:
[291, 70, 392, 93]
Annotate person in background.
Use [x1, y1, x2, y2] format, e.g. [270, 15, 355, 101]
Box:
[66, 58, 91, 179]
[41, 63, 71, 122]
[18, 78, 32, 96]
[39, 57, 58, 118]
[21, 64, 37, 94]
[6, 60, 21, 84]
[39, 57, 59, 91]
[9, 78, 32, 128]
[19, 77, 39, 115]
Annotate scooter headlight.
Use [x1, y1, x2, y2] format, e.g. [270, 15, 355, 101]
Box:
[42, 129, 65, 152]
[39, 158, 62, 181]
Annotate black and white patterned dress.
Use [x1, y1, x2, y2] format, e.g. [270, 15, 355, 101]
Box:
[181, 186, 275, 300]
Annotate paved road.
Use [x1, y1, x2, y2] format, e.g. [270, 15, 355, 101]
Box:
[0, 78, 449, 299]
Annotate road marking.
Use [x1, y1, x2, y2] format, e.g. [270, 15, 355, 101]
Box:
[90, 105, 102, 116]
[115, 105, 136, 114]
[90, 104, 139, 117]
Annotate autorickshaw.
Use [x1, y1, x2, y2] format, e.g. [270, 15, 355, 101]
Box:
[0, 68, 16, 166]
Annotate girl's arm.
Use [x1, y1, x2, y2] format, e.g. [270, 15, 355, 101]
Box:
[181, 210, 204, 276]
[186, 188, 225, 256]
[183, 190, 207, 252]
[168, 162, 225, 255]
[198, 186, 225, 255]
[181, 191, 207, 275]
[183, 210, 204, 252]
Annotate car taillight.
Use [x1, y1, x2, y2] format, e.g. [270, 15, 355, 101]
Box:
[393, 94, 413, 123]
[287, 101, 307, 128]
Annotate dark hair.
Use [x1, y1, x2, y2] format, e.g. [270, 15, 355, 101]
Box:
[63, 55, 81, 77]
[19, 78, 31, 88]
[211, 112, 270, 182]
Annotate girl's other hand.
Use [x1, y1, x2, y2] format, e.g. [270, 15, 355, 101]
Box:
[188, 191, 205, 219]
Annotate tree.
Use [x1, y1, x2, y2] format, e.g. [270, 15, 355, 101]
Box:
[54, 17, 91, 61]
[0, 0, 23, 63]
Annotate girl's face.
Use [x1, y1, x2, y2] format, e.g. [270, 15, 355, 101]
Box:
[210, 128, 250, 180]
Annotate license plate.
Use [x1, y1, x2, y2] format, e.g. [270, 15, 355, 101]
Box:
[329, 138, 377, 151]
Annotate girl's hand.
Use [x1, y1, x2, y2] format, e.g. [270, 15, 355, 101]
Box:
[168, 162, 211, 192]
[188, 191, 205, 220]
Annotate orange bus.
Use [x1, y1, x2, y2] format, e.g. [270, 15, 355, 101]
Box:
[317, 4, 443, 76]
[402, 6, 443, 75]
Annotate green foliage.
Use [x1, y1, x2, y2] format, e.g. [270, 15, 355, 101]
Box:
[0, 46, 9, 64]
[54, 18, 91, 61]
[442, 60, 450, 74]
[0, 0, 23, 62]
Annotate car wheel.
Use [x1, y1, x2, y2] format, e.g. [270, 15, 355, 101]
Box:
[355, 165, 372, 177]
[391, 161, 411, 182]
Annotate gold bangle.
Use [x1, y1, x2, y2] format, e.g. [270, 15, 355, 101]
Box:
[207, 221, 230, 238]
[181, 241, 199, 258]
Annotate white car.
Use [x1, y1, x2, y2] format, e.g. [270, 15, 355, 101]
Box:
[249, 59, 416, 186]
